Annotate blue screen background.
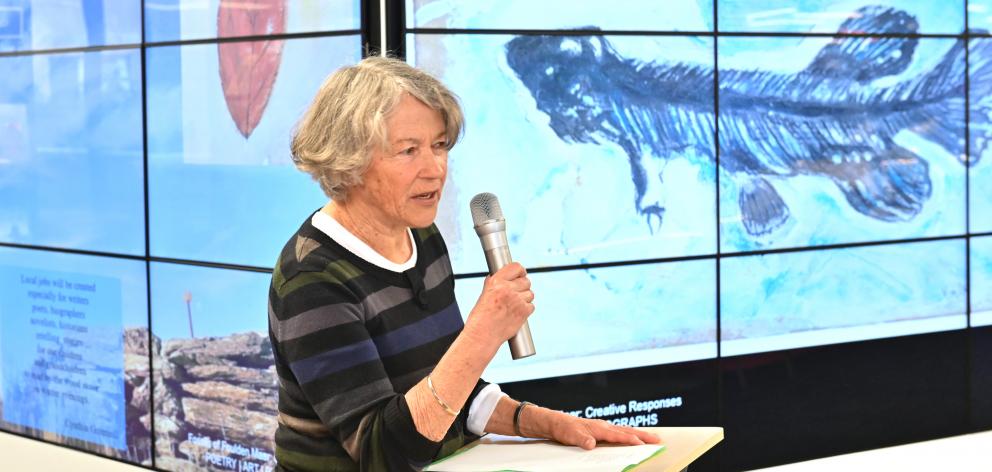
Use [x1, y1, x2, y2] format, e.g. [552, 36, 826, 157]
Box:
[0, 0, 141, 52]
[146, 35, 361, 267]
[0, 1, 357, 467]
[0, 247, 149, 461]
[408, 0, 984, 377]
[1, 0, 991, 469]
[409, 34, 718, 273]
[144, 0, 360, 43]
[973, 236, 992, 327]
[0, 49, 145, 255]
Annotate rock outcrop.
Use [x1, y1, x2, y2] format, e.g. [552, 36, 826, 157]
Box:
[146, 330, 279, 472]
[0, 328, 277, 471]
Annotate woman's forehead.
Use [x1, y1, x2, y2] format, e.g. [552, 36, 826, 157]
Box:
[386, 97, 446, 137]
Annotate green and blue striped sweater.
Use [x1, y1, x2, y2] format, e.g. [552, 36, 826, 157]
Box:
[268, 215, 486, 471]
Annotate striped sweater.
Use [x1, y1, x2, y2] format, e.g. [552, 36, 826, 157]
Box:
[268, 215, 485, 471]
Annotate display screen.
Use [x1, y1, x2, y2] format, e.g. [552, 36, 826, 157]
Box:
[971, 1, 992, 31]
[455, 260, 717, 383]
[146, 35, 361, 267]
[144, 0, 360, 43]
[972, 38, 992, 233]
[3, 0, 992, 469]
[149, 262, 275, 471]
[0, 1, 359, 469]
[405, 0, 713, 31]
[410, 33, 717, 273]
[407, 0, 980, 384]
[720, 240, 967, 356]
[973, 236, 992, 327]
[0, 0, 141, 52]
[718, 36, 966, 251]
[718, 1, 964, 34]
[0, 247, 150, 464]
[0, 48, 145, 255]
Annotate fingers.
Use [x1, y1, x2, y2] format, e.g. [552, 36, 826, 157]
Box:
[587, 421, 659, 446]
[595, 425, 645, 446]
[520, 297, 536, 318]
[489, 263, 534, 307]
[513, 272, 533, 308]
[631, 428, 661, 444]
[494, 262, 527, 281]
[566, 424, 636, 450]
[559, 427, 597, 450]
[512, 275, 532, 292]
[551, 416, 658, 451]
[483, 272, 530, 294]
[604, 422, 660, 444]
[473, 262, 535, 340]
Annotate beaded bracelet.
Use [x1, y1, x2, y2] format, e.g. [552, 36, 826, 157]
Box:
[513, 401, 531, 437]
[427, 375, 460, 416]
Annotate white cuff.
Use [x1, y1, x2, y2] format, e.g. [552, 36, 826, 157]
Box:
[466, 383, 506, 436]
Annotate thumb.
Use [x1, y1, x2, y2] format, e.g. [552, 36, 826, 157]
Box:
[578, 435, 595, 450]
[582, 437, 595, 450]
[560, 427, 596, 450]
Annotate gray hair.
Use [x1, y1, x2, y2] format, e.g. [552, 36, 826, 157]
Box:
[290, 56, 464, 201]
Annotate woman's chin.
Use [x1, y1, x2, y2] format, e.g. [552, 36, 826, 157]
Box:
[406, 210, 439, 229]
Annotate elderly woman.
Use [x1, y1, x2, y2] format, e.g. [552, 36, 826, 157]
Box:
[268, 56, 659, 471]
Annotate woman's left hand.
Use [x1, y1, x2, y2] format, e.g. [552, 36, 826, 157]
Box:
[548, 414, 661, 450]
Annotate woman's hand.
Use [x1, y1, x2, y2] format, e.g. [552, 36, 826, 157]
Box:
[547, 414, 661, 450]
[464, 262, 535, 350]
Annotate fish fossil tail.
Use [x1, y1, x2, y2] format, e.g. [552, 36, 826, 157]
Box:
[883, 35, 991, 167]
[968, 33, 992, 166]
[914, 34, 992, 167]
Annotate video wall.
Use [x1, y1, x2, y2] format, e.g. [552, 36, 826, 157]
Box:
[407, 0, 987, 384]
[0, 0, 990, 470]
[0, 0, 360, 470]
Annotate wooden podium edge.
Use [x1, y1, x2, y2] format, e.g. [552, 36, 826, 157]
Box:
[636, 427, 724, 472]
[673, 427, 723, 472]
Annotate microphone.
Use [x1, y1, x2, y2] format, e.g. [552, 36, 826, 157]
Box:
[470, 192, 536, 360]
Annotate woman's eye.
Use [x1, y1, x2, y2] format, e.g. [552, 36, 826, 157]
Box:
[401, 147, 417, 156]
[432, 141, 447, 149]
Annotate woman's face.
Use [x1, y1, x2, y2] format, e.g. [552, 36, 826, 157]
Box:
[348, 94, 449, 231]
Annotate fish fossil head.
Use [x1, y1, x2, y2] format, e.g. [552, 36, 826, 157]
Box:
[505, 33, 616, 144]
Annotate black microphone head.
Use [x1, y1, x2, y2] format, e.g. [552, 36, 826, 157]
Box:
[470, 192, 504, 225]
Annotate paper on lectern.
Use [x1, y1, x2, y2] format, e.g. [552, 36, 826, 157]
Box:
[424, 434, 665, 472]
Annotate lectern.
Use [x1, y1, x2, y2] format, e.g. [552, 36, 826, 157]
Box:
[632, 427, 723, 471]
[432, 426, 723, 471]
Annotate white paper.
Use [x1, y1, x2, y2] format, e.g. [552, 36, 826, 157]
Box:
[425, 435, 665, 472]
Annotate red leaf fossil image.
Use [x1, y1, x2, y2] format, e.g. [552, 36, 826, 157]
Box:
[217, 0, 286, 138]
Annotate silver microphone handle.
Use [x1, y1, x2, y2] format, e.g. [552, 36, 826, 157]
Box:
[479, 227, 536, 360]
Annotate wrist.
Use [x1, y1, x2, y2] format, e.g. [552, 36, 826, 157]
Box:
[513, 401, 532, 437]
[518, 404, 560, 439]
[461, 317, 502, 356]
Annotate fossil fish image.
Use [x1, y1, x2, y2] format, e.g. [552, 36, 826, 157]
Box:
[506, 6, 990, 236]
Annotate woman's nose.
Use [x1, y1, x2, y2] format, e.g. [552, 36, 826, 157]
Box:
[420, 148, 446, 176]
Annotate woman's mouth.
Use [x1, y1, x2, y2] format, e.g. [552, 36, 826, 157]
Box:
[413, 191, 438, 201]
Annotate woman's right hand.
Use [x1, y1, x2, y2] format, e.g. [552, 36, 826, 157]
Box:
[465, 262, 535, 349]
